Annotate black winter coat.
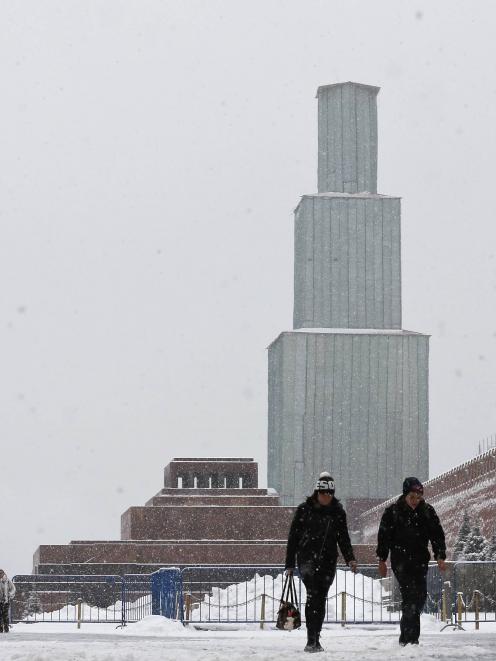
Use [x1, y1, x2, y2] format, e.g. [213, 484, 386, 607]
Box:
[285, 496, 355, 569]
[376, 496, 446, 565]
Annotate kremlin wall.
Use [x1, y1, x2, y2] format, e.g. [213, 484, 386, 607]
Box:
[360, 448, 496, 551]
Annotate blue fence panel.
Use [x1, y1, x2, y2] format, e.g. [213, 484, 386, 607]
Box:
[151, 568, 183, 619]
[122, 569, 183, 623]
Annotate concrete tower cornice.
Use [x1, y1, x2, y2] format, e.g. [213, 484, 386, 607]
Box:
[315, 81, 380, 97]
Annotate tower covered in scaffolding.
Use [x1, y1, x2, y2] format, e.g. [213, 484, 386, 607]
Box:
[268, 82, 429, 511]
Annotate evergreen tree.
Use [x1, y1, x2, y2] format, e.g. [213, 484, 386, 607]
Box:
[485, 531, 496, 561]
[23, 591, 42, 619]
[463, 522, 487, 561]
[453, 510, 472, 559]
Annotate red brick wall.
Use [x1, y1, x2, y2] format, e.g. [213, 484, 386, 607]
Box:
[146, 495, 280, 507]
[164, 459, 258, 489]
[360, 449, 496, 554]
[34, 541, 378, 571]
[121, 506, 295, 541]
[346, 498, 386, 532]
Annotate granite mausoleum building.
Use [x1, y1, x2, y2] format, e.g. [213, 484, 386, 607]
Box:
[34, 457, 376, 574]
[268, 82, 429, 511]
[34, 458, 294, 574]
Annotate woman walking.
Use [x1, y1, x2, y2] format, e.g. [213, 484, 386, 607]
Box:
[285, 472, 357, 653]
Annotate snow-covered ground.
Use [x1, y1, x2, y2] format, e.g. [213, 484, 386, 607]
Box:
[1, 616, 496, 660]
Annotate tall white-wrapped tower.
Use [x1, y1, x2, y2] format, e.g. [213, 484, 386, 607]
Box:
[268, 82, 429, 509]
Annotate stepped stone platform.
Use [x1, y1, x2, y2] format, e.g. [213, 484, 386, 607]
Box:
[34, 458, 376, 574]
[121, 504, 293, 540]
[32, 459, 289, 574]
[34, 540, 293, 575]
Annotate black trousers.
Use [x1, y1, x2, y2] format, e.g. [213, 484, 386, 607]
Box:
[0, 602, 10, 633]
[392, 560, 428, 644]
[299, 561, 336, 634]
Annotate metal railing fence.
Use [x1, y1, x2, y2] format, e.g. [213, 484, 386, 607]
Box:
[122, 574, 153, 624]
[443, 561, 496, 629]
[180, 565, 400, 625]
[11, 575, 125, 625]
[12, 568, 183, 627]
[11, 562, 496, 629]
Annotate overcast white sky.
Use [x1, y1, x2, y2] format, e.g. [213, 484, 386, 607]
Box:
[1, 1, 496, 574]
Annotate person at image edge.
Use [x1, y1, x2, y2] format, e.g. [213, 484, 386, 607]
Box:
[0, 570, 15, 633]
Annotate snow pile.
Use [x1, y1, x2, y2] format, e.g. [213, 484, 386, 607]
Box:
[188, 570, 392, 623]
[120, 615, 189, 636]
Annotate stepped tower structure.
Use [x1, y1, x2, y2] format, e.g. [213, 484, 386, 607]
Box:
[268, 82, 429, 511]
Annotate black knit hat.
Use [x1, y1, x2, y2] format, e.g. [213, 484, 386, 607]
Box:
[403, 477, 424, 496]
[315, 471, 335, 494]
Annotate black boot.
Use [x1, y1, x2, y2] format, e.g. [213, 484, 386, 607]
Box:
[304, 631, 316, 652]
[304, 630, 324, 653]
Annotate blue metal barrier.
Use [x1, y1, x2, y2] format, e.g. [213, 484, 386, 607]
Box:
[151, 568, 183, 619]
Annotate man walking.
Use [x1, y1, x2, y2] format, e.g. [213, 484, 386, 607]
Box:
[0, 569, 15, 633]
[377, 477, 446, 646]
[285, 472, 357, 653]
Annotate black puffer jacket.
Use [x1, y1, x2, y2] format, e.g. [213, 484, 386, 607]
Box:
[376, 496, 446, 564]
[285, 496, 355, 569]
